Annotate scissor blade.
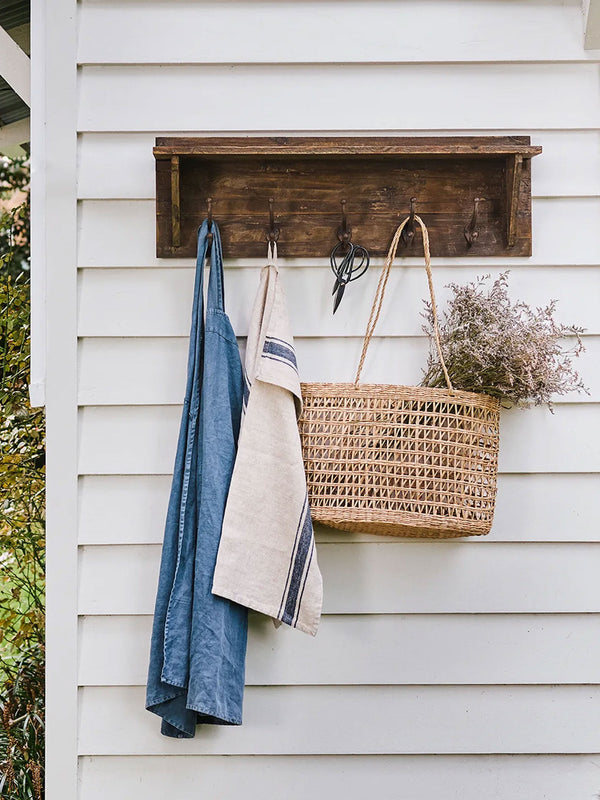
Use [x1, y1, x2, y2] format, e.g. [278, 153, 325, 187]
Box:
[333, 282, 346, 313]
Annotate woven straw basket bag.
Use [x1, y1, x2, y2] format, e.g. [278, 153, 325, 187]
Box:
[299, 215, 500, 538]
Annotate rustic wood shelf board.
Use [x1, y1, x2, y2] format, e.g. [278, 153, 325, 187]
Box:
[154, 136, 541, 258]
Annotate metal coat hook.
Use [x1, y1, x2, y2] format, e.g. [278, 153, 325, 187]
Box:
[465, 197, 484, 247]
[337, 199, 352, 247]
[401, 197, 417, 246]
[266, 197, 280, 242]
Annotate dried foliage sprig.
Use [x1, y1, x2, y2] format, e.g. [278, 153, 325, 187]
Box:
[421, 272, 588, 409]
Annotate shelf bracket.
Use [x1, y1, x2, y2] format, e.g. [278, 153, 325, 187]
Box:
[171, 155, 181, 249]
[505, 153, 523, 248]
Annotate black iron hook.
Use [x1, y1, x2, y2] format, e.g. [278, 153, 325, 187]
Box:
[464, 197, 484, 247]
[266, 197, 280, 242]
[401, 197, 417, 246]
[337, 199, 352, 247]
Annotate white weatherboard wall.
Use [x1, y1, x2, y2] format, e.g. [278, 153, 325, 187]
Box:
[38, 1, 600, 798]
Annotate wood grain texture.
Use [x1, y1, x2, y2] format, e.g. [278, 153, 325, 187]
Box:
[154, 138, 537, 258]
[153, 135, 541, 157]
[78, 754, 600, 800]
[78, 684, 600, 754]
[78, 613, 600, 687]
[77, 473, 600, 545]
[78, 543, 600, 615]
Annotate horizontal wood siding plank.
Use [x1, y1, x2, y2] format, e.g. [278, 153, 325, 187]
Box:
[78, 754, 600, 800]
[76, 131, 600, 201]
[78, 685, 600, 754]
[77, 263, 600, 338]
[77, 473, 600, 544]
[78, 613, 600, 687]
[77, 0, 598, 65]
[78, 543, 600, 615]
[76, 336, 431, 403]
[77, 198, 600, 268]
[77, 64, 600, 132]
[77, 404, 600, 475]
[77, 335, 599, 405]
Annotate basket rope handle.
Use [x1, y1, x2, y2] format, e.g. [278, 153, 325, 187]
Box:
[353, 214, 454, 392]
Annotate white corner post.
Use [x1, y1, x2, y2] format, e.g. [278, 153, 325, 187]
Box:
[31, 0, 79, 798]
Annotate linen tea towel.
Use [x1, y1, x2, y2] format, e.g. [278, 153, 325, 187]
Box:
[212, 242, 322, 636]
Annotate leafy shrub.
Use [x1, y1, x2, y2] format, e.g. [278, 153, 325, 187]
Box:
[0, 644, 44, 800]
[0, 159, 44, 799]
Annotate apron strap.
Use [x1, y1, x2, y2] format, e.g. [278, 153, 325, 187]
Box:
[183, 219, 226, 412]
[181, 219, 211, 411]
[206, 221, 225, 312]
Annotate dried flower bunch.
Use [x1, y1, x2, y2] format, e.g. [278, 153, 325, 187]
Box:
[421, 272, 587, 409]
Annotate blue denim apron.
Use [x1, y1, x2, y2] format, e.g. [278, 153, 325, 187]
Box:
[146, 220, 248, 738]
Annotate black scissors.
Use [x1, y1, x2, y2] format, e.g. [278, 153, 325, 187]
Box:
[329, 200, 370, 313]
[330, 240, 370, 313]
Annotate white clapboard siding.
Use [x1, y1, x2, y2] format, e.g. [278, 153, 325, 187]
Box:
[77, 198, 600, 268]
[78, 754, 600, 800]
[78, 613, 600, 687]
[42, 0, 600, 792]
[77, 404, 600, 475]
[78, 543, 600, 616]
[77, 0, 600, 65]
[77, 473, 600, 545]
[78, 685, 600, 755]
[77, 64, 600, 132]
[77, 264, 600, 338]
[77, 335, 599, 405]
[76, 130, 600, 201]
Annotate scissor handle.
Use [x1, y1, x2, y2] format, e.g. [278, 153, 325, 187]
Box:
[330, 242, 370, 284]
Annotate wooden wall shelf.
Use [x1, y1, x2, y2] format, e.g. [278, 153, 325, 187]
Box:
[154, 136, 542, 259]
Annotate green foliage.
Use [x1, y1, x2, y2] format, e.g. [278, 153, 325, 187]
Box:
[1, 272, 45, 653]
[0, 644, 44, 800]
[0, 159, 29, 194]
[0, 158, 45, 799]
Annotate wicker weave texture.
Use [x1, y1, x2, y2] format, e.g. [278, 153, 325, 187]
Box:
[299, 383, 500, 538]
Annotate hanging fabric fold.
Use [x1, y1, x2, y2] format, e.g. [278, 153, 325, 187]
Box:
[212, 242, 323, 636]
[146, 220, 248, 738]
